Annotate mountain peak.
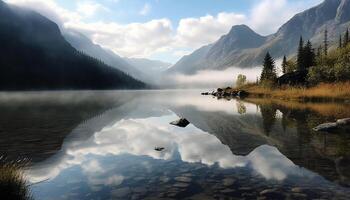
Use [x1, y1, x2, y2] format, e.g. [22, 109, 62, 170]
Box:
[229, 24, 255, 33]
[205, 24, 266, 60]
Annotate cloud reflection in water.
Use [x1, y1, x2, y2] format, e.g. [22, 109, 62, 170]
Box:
[27, 112, 316, 185]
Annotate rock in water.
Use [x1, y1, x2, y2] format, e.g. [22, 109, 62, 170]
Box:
[313, 122, 338, 132]
[237, 90, 249, 98]
[313, 118, 350, 132]
[170, 118, 190, 128]
[154, 147, 165, 151]
[336, 118, 350, 125]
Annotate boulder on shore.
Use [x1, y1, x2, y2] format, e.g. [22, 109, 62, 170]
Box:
[336, 118, 350, 125]
[170, 118, 190, 128]
[313, 118, 350, 132]
[237, 90, 249, 98]
[313, 122, 338, 132]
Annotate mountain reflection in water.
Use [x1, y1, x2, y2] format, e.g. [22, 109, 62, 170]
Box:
[0, 90, 349, 199]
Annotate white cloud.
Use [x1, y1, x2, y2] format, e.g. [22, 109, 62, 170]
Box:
[139, 3, 151, 16]
[65, 19, 174, 57]
[26, 111, 317, 183]
[5, 0, 323, 60]
[5, 0, 81, 28]
[76, 1, 109, 17]
[175, 12, 247, 48]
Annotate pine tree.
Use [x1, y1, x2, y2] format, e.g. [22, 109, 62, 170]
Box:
[344, 28, 349, 47]
[339, 35, 342, 49]
[297, 36, 305, 71]
[260, 52, 277, 82]
[316, 46, 322, 58]
[304, 40, 315, 70]
[324, 28, 328, 56]
[282, 55, 287, 74]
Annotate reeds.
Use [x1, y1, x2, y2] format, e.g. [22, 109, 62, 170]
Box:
[0, 157, 32, 200]
[237, 82, 350, 100]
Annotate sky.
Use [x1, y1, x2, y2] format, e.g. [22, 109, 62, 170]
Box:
[5, 0, 323, 63]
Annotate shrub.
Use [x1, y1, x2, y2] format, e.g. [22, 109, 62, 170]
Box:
[0, 158, 32, 200]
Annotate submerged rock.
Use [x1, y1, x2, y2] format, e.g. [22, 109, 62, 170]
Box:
[154, 147, 165, 151]
[336, 118, 350, 125]
[170, 118, 190, 128]
[111, 187, 131, 198]
[313, 122, 338, 132]
[174, 176, 192, 183]
[313, 118, 350, 132]
[222, 178, 236, 187]
[173, 182, 190, 188]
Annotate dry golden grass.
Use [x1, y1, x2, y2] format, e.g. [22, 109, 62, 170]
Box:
[236, 82, 350, 100]
[0, 159, 32, 200]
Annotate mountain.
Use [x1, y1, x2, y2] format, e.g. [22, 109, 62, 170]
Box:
[167, 44, 212, 74]
[63, 30, 150, 83]
[169, 0, 350, 74]
[124, 57, 172, 77]
[0, 1, 145, 90]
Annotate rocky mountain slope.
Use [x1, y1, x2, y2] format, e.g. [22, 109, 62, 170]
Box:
[0, 0, 145, 90]
[169, 0, 350, 74]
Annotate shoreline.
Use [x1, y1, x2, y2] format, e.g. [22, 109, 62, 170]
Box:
[207, 82, 350, 103]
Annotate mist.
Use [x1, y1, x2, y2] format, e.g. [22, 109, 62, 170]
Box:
[161, 66, 262, 89]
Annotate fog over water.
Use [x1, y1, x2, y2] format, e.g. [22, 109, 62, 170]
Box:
[162, 59, 283, 88]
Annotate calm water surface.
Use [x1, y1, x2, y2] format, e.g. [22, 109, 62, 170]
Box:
[1, 90, 350, 199]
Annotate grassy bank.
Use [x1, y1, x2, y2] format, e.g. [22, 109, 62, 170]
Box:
[233, 82, 350, 101]
[0, 159, 32, 200]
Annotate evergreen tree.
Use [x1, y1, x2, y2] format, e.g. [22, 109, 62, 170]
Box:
[345, 28, 349, 47]
[260, 52, 277, 82]
[297, 36, 305, 71]
[282, 55, 287, 74]
[339, 35, 342, 49]
[316, 46, 322, 58]
[303, 40, 315, 70]
[324, 28, 328, 56]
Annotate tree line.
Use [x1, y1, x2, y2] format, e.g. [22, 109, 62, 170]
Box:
[258, 27, 350, 86]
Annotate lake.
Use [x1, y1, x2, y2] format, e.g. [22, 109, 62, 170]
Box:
[1, 90, 350, 199]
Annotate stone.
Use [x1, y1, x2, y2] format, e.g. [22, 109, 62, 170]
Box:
[173, 182, 190, 188]
[154, 147, 165, 151]
[131, 194, 141, 200]
[237, 90, 249, 98]
[313, 122, 338, 132]
[175, 176, 192, 183]
[159, 176, 170, 183]
[222, 178, 235, 187]
[239, 186, 252, 191]
[259, 188, 285, 199]
[111, 187, 131, 198]
[291, 187, 304, 193]
[336, 118, 350, 125]
[181, 173, 193, 177]
[170, 118, 190, 128]
[260, 189, 277, 195]
[133, 187, 147, 193]
[220, 189, 235, 194]
[290, 193, 307, 199]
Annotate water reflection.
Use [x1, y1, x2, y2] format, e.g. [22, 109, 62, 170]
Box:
[28, 112, 321, 183]
[0, 90, 349, 199]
